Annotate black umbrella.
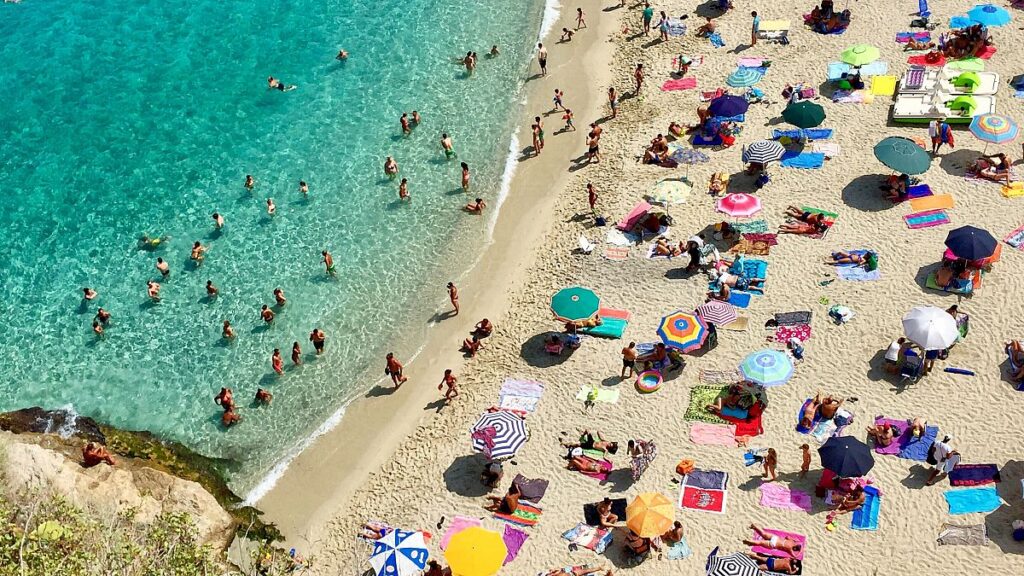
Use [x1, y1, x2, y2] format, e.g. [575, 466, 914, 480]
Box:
[818, 436, 874, 478]
[944, 225, 997, 261]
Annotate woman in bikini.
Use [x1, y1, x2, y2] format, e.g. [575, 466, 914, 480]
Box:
[743, 524, 803, 555]
[866, 422, 896, 447]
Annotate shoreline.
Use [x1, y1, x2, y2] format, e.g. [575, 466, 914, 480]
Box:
[255, 0, 618, 548]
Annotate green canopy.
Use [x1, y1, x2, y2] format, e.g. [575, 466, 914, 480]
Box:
[840, 44, 880, 67]
[948, 95, 977, 114]
[782, 101, 826, 128]
[550, 286, 600, 323]
[873, 136, 931, 175]
[952, 72, 980, 91]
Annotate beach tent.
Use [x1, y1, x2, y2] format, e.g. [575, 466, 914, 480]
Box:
[444, 527, 507, 576]
[739, 349, 794, 387]
[945, 225, 998, 260]
[818, 436, 874, 478]
[903, 306, 959, 350]
[616, 200, 652, 231]
[657, 310, 708, 353]
[550, 286, 600, 323]
[369, 530, 429, 576]
[626, 492, 675, 538]
[470, 411, 528, 460]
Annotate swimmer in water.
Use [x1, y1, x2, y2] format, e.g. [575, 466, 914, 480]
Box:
[441, 133, 456, 159]
[291, 341, 302, 365]
[490, 45, 500, 57]
[400, 113, 411, 135]
[147, 280, 161, 301]
[92, 321, 104, 337]
[255, 388, 273, 404]
[464, 198, 486, 214]
[266, 198, 276, 216]
[309, 328, 326, 354]
[272, 348, 284, 375]
[336, 49, 348, 60]
[260, 304, 275, 324]
[191, 241, 207, 265]
[299, 180, 308, 196]
[461, 162, 470, 192]
[384, 156, 399, 178]
[95, 307, 111, 325]
[156, 257, 170, 278]
[411, 111, 421, 126]
[222, 320, 235, 339]
[82, 287, 98, 301]
[222, 406, 241, 427]
[399, 178, 410, 201]
[267, 76, 297, 92]
[245, 175, 255, 191]
[321, 250, 336, 276]
[206, 280, 219, 298]
[212, 212, 224, 230]
[273, 288, 286, 307]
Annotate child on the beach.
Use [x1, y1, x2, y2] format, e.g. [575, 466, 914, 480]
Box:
[563, 109, 576, 132]
[800, 444, 811, 478]
[763, 447, 778, 481]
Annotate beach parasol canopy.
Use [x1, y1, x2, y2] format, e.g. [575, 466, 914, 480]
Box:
[667, 143, 709, 177]
[708, 94, 749, 118]
[716, 193, 763, 217]
[369, 530, 429, 576]
[626, 492, 675, 538]
[945, 225, 998, 260]
[705, 548, 762, 576]
[726, 68, 762, 88]
[841, 44, 880, 67]
[657, 310, 708, 353]
[444, 526, 507, 576]
[741, 139, 785, 164]
[968, 4, 1011, 26]
[902, 306, 959, 350]
[969, 114, 1018, 145]
[470, 410, 528, 460]
[818, 436, 874, 478]
[739, 349, 794, 387]
[873, 136, 931, 175]
[648, 178, 693, 206]
[782, 101, 826, 128]
[550, 286, 600, 323]
[695, 300, 738, 326]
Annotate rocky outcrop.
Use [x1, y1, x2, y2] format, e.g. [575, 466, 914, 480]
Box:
[0, 406, 105, 444]
[0, 433, 235, 548]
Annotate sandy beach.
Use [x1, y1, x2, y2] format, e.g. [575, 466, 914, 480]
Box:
[265, 1, 1024, 574]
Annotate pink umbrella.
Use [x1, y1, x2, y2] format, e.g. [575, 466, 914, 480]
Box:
[716, 193, 762, 217]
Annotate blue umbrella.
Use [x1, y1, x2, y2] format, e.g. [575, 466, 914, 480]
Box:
[945, 225, 997, 260]
[949, 15, 973, 29]
[708, 95, 749, 118]
[369, 530, 429, 576]
[968, 4, 1011, 27]
[727, 68, 762, 88]
[739, 349, 794, 387]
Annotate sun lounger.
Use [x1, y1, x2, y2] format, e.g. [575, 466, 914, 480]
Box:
[580, 307, 630, 338]
[757, 20, 790, 43]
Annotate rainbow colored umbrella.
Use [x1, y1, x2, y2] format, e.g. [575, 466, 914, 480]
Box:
[716, 193, 762, 217]
[657, 310, 707, 353]
[739, 349, 794, 387]
[969, 114, 1018, 146]
[550, 286, 600, 323]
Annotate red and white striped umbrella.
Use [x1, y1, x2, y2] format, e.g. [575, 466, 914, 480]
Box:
[716, 193, 762, 217]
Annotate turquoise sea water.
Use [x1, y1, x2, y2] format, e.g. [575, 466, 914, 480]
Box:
[0, 0, 545, 494]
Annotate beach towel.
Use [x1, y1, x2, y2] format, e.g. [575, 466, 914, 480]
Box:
[499, 379, 545, 413]
[832, 90, 873, 104]
[692, 133, 724, 147]
[732, 220, 769, 234]
[575, 386, 620, 404]
[679, 469, 728, 514]
[898, 424, 938, 461]
[811, 142, 840, 158]
[936, 523, 989, 546]
[727, 291, 752, 308]
[583, 498, 627, 527]
[666, 537, 692, 560]
[910, 194, 954, 211]
[512, 474, 549, 503]
[906, 184, 933, 199]
[561, 523, 613, 553]
[730, 406, 764, 439]
[440, 516, 481, 550]
[502, 525, 529, 564]
[780, 151, 825, 169]
[750, 529, 807, 560]
[684, 386, 729, 424]
[700, 88, 725, 102]
[851, 486, 881, 530]
[949, 464, 1000, 487]
[926, 271, 974, 295]
[744, 232, 778, 246]
[801, 206, 838, 219]
[975, 45, 996, 60]
[908, 53, 946, 67]
[759, 483, 813, 512]
[493, 501, 543, 527]
[810, 418, 838, 444]
[904, 209, 950, 229]
[711, 113, 746, 123]
[871, 417, 906, 455]
[603, 246, 629, 260]
[795, 398, 821, 434]
[1001, 182, 1024, 198]
[775, 323, 811, 343]
[661, 77, 697, 91]
[948, 58, 985, 72]
[580, 313, 628, 338]
[944, 487, 1002, 515]
[1004, 224, 1024, 250]
[870, 75, 898, 96]
[738, 57, 767, 67]
[772, 128, 834, 141]
[775, 311, 812, 326]
[690, 422, 737, 445]
[834, 251, 880, 281]
[896, 31, 931, 43]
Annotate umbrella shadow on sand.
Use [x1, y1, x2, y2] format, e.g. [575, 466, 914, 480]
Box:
[985, 459, 1024, 554]
[443, 454, 492, 498]
[520, 332, 575, 367]
[841, 174, 895, 212]
[937, 148, 983, 177]
[913, 262, 963, 300]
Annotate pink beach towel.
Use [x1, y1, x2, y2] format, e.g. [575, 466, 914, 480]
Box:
[759, 483, 812, 512]
[577, 457, 613, 481]
[689, 422, 737, 445]
[502, 525, 529, 564]
[750, 528, 807, 560]
[738, 57, 767, 67]
[661, 77, 697, 91]
[872, 417, 906, 455]
[440, 516, 481, 550]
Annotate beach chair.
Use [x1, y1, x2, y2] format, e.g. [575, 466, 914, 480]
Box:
[757, 20, 791, 44]
[578, 234, 595, 254]
[899, 351, 923, 384]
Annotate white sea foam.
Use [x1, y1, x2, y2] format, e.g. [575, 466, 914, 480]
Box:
[538, 0, 563, 42]
[486, 132, 521, 239]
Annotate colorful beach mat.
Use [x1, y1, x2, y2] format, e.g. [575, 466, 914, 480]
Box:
[910, 194, 954, 211]
[780, 151, 825, 169]
[498, 378, 545, 413]
[944, 487, 1002, 515]
[1004, 224, 1024, 250]
[689, 422, 737, 445]
[732, 219, 769, 234]
[684, 386, 728, 424]
[679, 469, 728, 514]
[904, 209, 950, 229]
[870, 75, 898, 96]
[661, 77, 697, 91]
[727, 291, 752, 308]
[758, 483, 812, 512]
[493, 502, 542, 526]
[561, 523, 612, 553]
[895, 31, 931, 43]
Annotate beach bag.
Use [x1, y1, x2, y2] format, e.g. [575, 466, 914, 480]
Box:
[926, 442, 938, 466]
[676, 459, 695, 475]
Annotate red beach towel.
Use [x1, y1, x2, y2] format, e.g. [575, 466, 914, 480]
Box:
[661, 77, 698, 91]
[907, 53, 946, 67]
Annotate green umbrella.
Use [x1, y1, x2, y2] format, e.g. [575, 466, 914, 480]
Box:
[841, 44, 880, 67]
[782, 101, 826, 128]
[550, 286, 600, 323]
[873, 136, 931, 175]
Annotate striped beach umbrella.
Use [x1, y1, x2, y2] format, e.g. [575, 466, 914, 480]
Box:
[626, 492, 675, 538]
[716, 193, 762, 217]
[445, 527, 507, 576]
[369, 530, 429, 576]
[471, 411, 528, 460]
[695, 300, 738, 326]
[550, 286, 600, 323]
[739, 349, 794, 387]
[969, 114, 1018, 146]
[968, 4, 1011, 27]
[873, 136, 931, 175]
[706, 549, 761, 576]
[657, 310, 708, 353]
[841, 44, 880, 67]
[726, 68, 762, 88]
[741, 140, 785, 164]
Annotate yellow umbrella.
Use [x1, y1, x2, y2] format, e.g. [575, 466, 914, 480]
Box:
[626, 492, 675, 538]
[444, 526, 507, 576]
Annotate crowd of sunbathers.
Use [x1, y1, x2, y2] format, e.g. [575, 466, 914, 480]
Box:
[805, 0, 851, 34]
[967, 152, 1012, 184]
[936, 24, 992, 60]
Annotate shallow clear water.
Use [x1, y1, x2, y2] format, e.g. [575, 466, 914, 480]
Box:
[0, 0, 543, 492]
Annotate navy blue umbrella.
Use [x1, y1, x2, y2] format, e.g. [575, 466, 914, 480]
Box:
[708, 95, 749, 118]
[945, 225, 997, 260]
[818, 436, 874, 478]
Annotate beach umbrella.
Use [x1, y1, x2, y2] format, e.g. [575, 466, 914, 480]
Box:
[873, 136, 931, 175]
[739, 349, 794, 387]
[550, 286, 600, 323]
[726, 68, 762, 88]
[945, 225, 998, 260]
[657, 310, 708, 353]
[968, 4, 1011, 26]
[444, 526, 506, 576]
[695, 300, 738, 326]
[716, 193, 762, 217]
[667, 143, 709, 177]
[705, 548, 761, 576]
[626, 492, 675, 538]
[969, 114, 1018, 149]
[470, 410, 528, 460]
[902, 306, 959, 350]
[782, 101, 826, 128]
[369, 529, 429, 576]
[818, 436, 874, 478]
[741, 140, 785, 164]
[840, 44, 880, 67]
[648, 178, 692, 206]
[708, 94, 749, 118]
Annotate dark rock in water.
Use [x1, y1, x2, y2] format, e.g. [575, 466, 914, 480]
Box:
[0, 406, 106, 444]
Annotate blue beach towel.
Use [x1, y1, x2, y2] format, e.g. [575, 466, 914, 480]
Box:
[727, 291, 752, 308]
[780, 151, 825, 169]
[860, 61, 889, 77]
[906, 184, 933, 199]
[772, 128, 834, 141]
[709, 32, 725, 48]
[712, 114, 746, 123]
[834, 250, 880, 281]
[944, 487, 1002, 515]
[795, 398, 821, 433]
[897, 425, 938, 461]
[850, 486, 880, 530]
[692, 133, 724, 147]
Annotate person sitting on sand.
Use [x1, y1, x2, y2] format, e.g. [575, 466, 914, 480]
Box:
[743, 523, 803, 554]
[667, 121, 683, 138]
[706, 384, 743, 415]
[745, 553, 801, 575]
[474, 318, 494, 338]
[596, 497, 619, 528]
[82, 442, 116, 467]
[969, 153, 1012, 184]
[563, 429, 619, 455]
[484, 484, 520, 514]
[624, 529, 659, 558]
[817, 392, 843, 419]
[825, 250, 877, 270]
[637, 342, 668, 369]
[708, 281, 731, 302]
[866, 422, 896, 447]
[481, 460, 503, 488]
[653, 237, 682, 257]
[661, 521, 684, 544]
[695, 17, 716, 37]
[1006, 340, 1024, 381]
[544, 334, 564, 355]
[462, 334, 485, 357]
[464, 198, 486, 213]
[832, 485, 866, 513]
[880, 173, 911, 201]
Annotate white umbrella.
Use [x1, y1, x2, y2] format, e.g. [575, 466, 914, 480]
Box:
[902, 306, 958, 350]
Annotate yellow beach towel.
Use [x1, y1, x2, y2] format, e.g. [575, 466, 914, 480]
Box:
[870, 75, 897, 96]
[910, 194, 955, 211]
[1002, 182, 1024, 198]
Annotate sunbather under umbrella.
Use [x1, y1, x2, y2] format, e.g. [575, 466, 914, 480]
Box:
[873, 136, 931, 175]
[945, 225, 998, 260]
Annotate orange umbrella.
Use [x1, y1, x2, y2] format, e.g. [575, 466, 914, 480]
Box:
[626, 492, 675, 537]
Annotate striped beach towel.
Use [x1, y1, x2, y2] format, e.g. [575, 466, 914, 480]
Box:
[493, 502, 543, 527]
[905, 209, 949, 229]
[1004, 224, 1024, 250]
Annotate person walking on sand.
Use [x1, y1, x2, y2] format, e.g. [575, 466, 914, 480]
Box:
[621, 341, 638, 378]
[608, 86, 618, 119]
[309, 328, 326, 354]
[563, 108, 576, 132]
[292, 341, 302, 365]
[587, 132, 601, 163]
[272, 348, 284, 375]
[438, 369, 459, 402]
[461, 162, 470, 192]
[763, 447, 778, 481]
[385, 352, 408, 387]
[535, 116, 545, 151]
[634, 63, 644, 95]
[441, 133, 456, 159]
[561, 27, 575, 42]
[657, 11, 670, 42]
[447, 282, 459, 315]
[642, 2, 654, 35]
[751, 11, 760, 46]
[576, 7, 587, 29]
[322, 250, 336, 276]
[552, 89, 565, 112]
[587, 182, 598, 212]
[536, 43, 548, 76]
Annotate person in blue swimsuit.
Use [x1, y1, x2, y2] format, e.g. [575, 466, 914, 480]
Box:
[745, 553, 800, 574]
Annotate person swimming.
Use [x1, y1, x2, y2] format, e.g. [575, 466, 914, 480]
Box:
[222, 320, 235, 339]
[273, 288, 286, 307]
[266, 198, 276, 216]
[336, 49, 348, 60]
[267, 76, 297, 91]
[299, 180, 308, 196]
[190, 241, 207, 265]
[322, 250, 336, 276]
[212, 212, 224, 230]
[245, 174, 255, 190]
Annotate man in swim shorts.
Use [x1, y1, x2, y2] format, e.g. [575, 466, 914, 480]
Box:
[309, 328, 326, 354]
[385, 352, 408, 387]
[537, 43, 548, 76]
[746, 553, 800, 575]
[321, 250, 336, 276]
[441, 133, 456, 159]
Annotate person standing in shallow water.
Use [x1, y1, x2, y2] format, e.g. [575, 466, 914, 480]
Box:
[386, 352, 408, 387]
[322, 250, 336, 276]
[447, 282, 459, 315]
[461, 162, 470, 192]
[536, 43, 548, 76]
[309, 328, 326, 355]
